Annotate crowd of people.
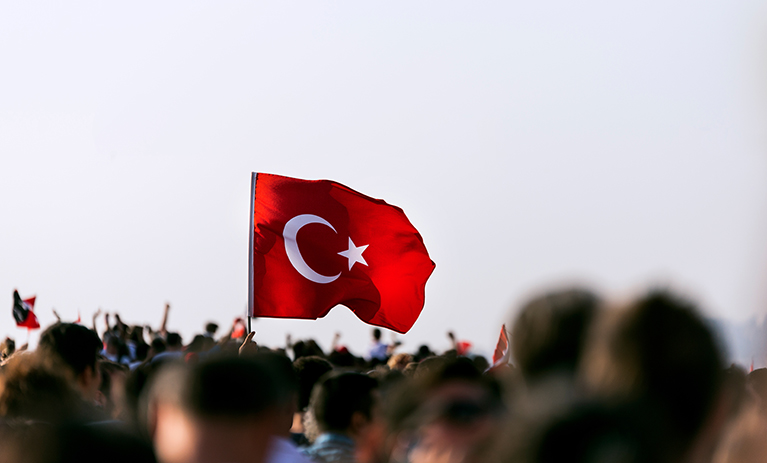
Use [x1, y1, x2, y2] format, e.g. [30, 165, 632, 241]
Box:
[1, 287, 767, 463]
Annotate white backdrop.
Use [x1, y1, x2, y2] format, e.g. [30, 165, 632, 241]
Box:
[2, 1, 767, 361]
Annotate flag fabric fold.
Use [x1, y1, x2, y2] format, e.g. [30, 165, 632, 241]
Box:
[249, 173, 435, 334]
[13, 290, 40, 330]
[491, 324, 510, 368]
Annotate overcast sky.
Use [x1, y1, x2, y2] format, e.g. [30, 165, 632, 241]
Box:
[2, 1, 767, 358]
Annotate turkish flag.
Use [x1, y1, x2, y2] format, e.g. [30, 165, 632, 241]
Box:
[249, 173, 435, 334]
[12, 290, 40, 330]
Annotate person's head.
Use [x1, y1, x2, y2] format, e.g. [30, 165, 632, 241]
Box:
[149, 338, 166, 358]
[372, 328, 382, 341]
[387, 357, 505, 463]
[511, 287, 600, 381]
[581, 289, 725, 460]
[37, 323, 103, 400]
[414, 344, 434, 363]
[146, 355, 282, 463]
[293, 356, 333, 413]
[292, 339, 325, 360]
[253, 351, 299, 436]
[98, 361, 130, 420]
[106, 336, 122, 356]
[166, 332, 183, 352]
[493, 400, 670, 463]
[204, 322, 218, 336]
[185, 335, 208, 354]
[0, 337, 16, 361]
[308, 372, 378, 439]
[387, 353, 412, 371]
[0, 353, 83, 423]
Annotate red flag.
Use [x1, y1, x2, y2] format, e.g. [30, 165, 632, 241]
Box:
[491, 324, 510, 367]
[456, 341, 472, 356]
[12, 290, 40, 330]
[248, 173, 435, 333]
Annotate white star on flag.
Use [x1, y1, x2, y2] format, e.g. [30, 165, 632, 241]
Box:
[338, 238, 369, 270]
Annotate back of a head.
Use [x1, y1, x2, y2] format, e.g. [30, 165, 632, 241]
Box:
[38, 323, 102, 377]
[0, 353, 82, 422]
[512, 287, 600, 380]
[148, 355, 281, 422]
[253, 351, 298, 402]
[293, 356, 333, 411]
[310, 371, 378, 433]
[582, 289, 725, 452]
[147, 354, 284, 463]
[166, 332, 182, 349]
[495, 401, 670, 463]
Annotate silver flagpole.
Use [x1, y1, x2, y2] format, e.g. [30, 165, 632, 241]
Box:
[247, 172, 257, 335]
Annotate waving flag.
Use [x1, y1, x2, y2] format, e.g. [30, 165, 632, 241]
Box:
[491, 324, 510, 367]
[13, 290, 40, 330]
[248, 173, 435, 333]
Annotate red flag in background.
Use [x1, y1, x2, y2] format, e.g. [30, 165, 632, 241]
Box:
[12, 290, 40, 330]
[492, 324, 510, 367]
[248, 173, 435, 334]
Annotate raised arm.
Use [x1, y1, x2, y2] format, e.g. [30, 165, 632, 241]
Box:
[159, 302, 170, 337]
[92, 308, 102, 334]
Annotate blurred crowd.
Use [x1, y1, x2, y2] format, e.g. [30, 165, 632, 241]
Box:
[1, 287, 767, 463]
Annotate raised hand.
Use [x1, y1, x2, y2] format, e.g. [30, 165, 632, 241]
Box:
[239, 331, 257, 356]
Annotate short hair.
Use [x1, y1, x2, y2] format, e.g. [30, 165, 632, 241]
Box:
[166, 332, 182, 348]
[310, 372, 377, 433]
[150, 338, 166, 354]
[293, 356, 333, 411]
[511, 287, 600, 379]
[149, 355, 280, 420]
[205, 322, 218, 334]
[253, 352, 298, 404]
[372, 328, 382, 340]
[38, 323, 102, 376]
[0, 338, 16, 361]
[582, 289, 724, 454]
[0, 353, 82, 422]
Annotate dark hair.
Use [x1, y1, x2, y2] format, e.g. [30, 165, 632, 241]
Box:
[373, 329, 382, 341]
[0, 338, 15, 361]
[583, 289, 724, 455]
[38, 323, 102, 376]
[205, 322, 218, 334]
[253, 351, 298, 403]
[0, 354, 82, 422]
[150, 338, 166, 354]
[293, 356, 333, 411]
[166, 332, 182, 348]
[310, 372, 377, 433]
[175, 356, 280, 419]
[500, 401, 670, 463]
[512, 287, 600, 379]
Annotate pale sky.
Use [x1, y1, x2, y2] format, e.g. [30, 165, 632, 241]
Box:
[2, 1, 767, 359]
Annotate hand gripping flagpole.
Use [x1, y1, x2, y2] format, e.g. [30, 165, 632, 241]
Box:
[247, 172, 257, 335]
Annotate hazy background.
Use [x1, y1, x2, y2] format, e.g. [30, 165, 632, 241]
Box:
[3, 1, 767, 363]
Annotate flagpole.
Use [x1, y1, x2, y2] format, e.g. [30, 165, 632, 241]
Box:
[247, 172, 257, 335]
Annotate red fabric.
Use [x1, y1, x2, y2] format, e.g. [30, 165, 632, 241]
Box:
[250, 173, 435, 334]
[456, 341, 472, 356]
[12, 291, 40, 330]
[492, 324, 509, 366]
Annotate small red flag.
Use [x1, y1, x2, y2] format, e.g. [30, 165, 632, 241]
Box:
[248, 173, 435, 334]
[12, 290, 40, 330]
[491, 324, 510, 367]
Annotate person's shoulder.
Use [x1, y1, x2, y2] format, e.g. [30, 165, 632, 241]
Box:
[267, 437, 314, 463]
